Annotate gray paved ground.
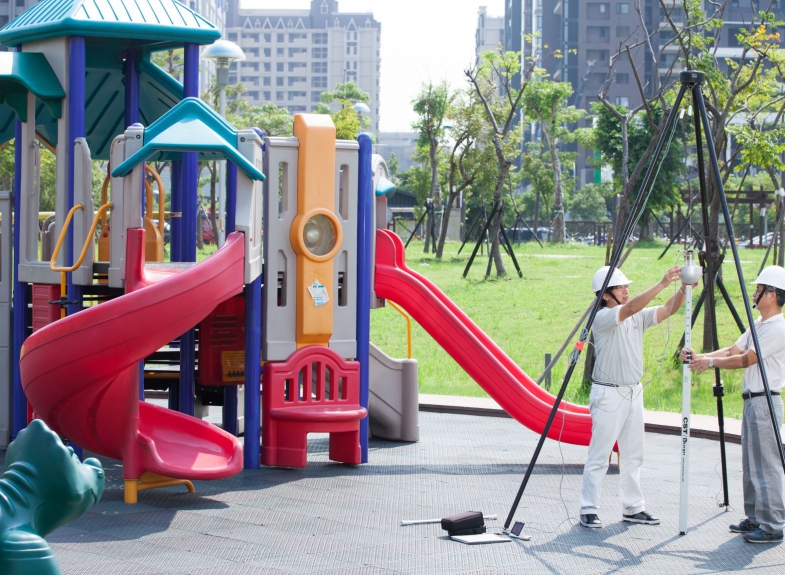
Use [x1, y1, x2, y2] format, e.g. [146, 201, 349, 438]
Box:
[4, 410, 785, 574]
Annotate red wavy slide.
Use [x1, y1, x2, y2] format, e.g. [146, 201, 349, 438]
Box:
[374, 229, 593, 445]
[20, 229, 245, 482]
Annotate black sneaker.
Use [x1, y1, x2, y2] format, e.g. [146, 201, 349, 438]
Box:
[622, 511, 660, 525]
[730, 518, 759, 534]
[580, 514, 603, 528]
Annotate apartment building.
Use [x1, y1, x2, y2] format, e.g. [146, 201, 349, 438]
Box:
[225, 0, 381, 132]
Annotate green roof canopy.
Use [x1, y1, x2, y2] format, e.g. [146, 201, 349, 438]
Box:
[0, 52, 64, 122]
[112, 98, 266, 182]
[0, 0, 220, 49]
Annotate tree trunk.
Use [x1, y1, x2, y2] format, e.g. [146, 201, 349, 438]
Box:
[423, 210, 432, 252]
[436, 190, 459, 259]
[489, 208, 505, 277]
[702, 186, 722, 352]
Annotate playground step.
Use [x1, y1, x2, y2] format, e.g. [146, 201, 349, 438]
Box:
[418, 393, 743, 443]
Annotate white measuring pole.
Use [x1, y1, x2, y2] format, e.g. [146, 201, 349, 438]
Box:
[679, 280, 693, 535]
[678, 251, 702, 535]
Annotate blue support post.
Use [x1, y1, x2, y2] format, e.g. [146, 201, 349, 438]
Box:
[12, 120, 27, 440]
[356, 133, 373, 463]
[244, 276, 262, 469]
[66, 37, 86, 319]
[222, 161, 239, 435]
[176, 43, 200, 417]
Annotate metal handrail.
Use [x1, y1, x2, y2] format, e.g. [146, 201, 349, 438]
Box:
[386, 301, 412, 359]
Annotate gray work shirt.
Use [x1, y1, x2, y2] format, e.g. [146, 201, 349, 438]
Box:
[592, 305, 659, 385]
[735, 314, 785, 394]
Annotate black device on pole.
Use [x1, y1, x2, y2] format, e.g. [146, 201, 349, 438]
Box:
[503, 71, 690, 532]
[504, 70, 785, 531]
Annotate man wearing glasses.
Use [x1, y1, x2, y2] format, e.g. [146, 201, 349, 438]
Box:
[681, 266, 785, 544]
[580, 264, 689, 529]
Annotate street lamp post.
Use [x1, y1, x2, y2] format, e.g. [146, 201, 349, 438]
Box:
[201, 40, 245, 247]
[352, 101, 370, 134]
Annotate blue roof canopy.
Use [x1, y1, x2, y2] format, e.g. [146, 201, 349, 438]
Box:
[0, 0, 220, 49]
[112, 98, 266, 182]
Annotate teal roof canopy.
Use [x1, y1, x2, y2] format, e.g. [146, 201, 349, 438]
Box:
[0, 52, 64, 122]
[112, 98, 266, 182]
[0, 0, 220, 49]
[0, 48, 182, 156]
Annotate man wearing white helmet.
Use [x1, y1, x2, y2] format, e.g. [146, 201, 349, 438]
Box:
[681, 265, 785, 544]
[580, 264, 689, 529]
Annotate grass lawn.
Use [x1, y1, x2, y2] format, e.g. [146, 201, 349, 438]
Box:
[369, 237, 771, 420]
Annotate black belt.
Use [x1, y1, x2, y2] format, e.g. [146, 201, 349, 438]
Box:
[593, 381, 638, 388]
[742, 391, 781, 400]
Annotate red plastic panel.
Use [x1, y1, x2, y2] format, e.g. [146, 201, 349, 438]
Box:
[31, 284, 60, 333]
[198, 295, 246, 386]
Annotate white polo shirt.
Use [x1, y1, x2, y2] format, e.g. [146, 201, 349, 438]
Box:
[735, 313, 785, 394]
[592, 305, 659, 385]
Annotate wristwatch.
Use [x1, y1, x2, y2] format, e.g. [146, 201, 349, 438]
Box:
[708, 358, 714, 369]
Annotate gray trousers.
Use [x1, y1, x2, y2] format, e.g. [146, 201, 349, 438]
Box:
[742, 395, 785, 534]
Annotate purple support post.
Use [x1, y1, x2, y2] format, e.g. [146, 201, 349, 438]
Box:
[222, 161, 238, 435]
[12, 119, 27, 439]
[66, 37, 87, 459]
[66, 37, 86, 319]
[356, 133, 373, 462]
[177, 43, 200, 417]
[243, 276, 262, 469]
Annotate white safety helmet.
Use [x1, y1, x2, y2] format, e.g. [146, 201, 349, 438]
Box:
[752, 265, 785, 292]
[592, 266, 632, 294]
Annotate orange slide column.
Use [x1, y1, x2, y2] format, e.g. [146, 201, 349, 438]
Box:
[289, 114, 343, 348]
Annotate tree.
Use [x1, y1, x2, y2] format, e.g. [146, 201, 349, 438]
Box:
[151, 49, 184, 81]
[411, 81, 452, 254]
[316, 81, 371, 139]
[566, 181, 614, 222]
[201, 80, 293, 239]
[521, 76, 586, 242]
[466, 47, 535, 277]
[435, 90, 492, 258]
[591, 102, 684, 240]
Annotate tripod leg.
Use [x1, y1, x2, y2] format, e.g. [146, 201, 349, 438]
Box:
[463, 204, 499, 279]
[715, 276, 746, 334]
[503, 81, 690, 531]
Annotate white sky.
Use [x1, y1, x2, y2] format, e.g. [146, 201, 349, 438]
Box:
[240, 0, 505, 132]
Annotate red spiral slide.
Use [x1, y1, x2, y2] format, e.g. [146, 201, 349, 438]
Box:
[20, 229, 245, 482]
[374, 229, 593, 445]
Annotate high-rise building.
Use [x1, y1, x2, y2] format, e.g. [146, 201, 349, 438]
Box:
[491, 1, 785, 187]
[225, 0, 381, 131]
[476, 6, 505, 61]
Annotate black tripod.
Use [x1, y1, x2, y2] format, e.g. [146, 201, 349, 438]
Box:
[504, 71, 785, 532]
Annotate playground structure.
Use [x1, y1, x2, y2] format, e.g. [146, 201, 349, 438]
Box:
[1, 0, 596, 510]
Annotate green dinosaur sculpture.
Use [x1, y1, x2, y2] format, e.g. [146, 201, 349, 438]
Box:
[0, 419, 105, 575]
